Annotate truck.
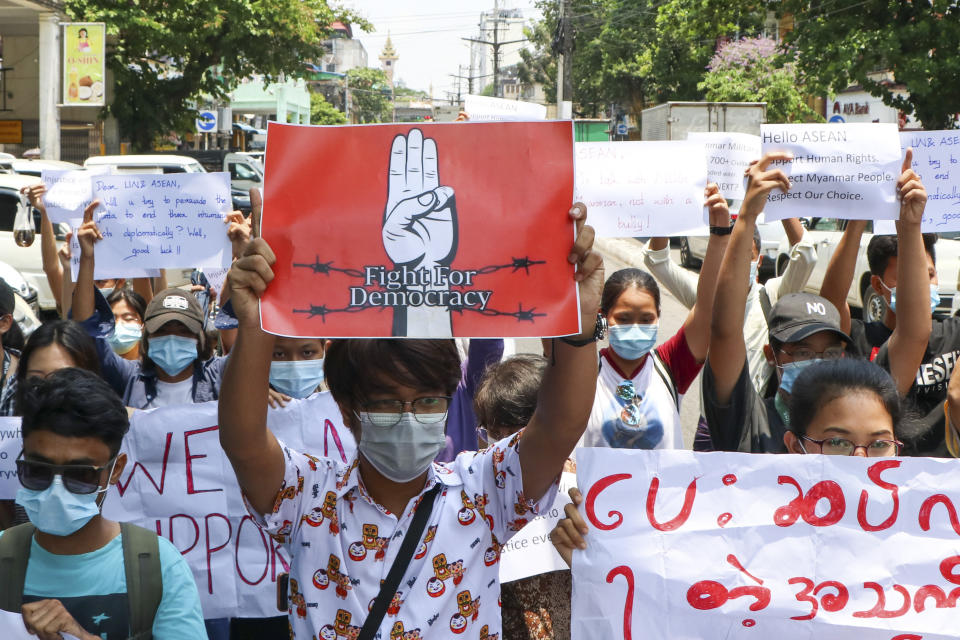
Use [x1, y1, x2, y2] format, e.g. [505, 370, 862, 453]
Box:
[640, 101, 766, 140]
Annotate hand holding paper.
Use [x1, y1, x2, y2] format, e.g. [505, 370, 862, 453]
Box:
[897, 148, 928, 226]
[704, 183, 730, 227]
[550, 486, 586, 566]
[741, 152, 793, 218]
[75, 199, 103, 257]
[20, 598, 93, 640]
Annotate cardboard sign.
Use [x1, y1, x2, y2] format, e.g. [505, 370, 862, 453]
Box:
[874, 130, 960, 234]
[687, 132, 761, 202]
[41, 167, 109, 224]
[259, 121, 579, 338]
[499, 471, 575, 583]
[101, 396, 355, 619]
[760, 123, 902, 221]
[571, 448, 960, 639]
[87, 172, 232, 276]
[574, 141, 708, 238]
[464, 94, 548, 121]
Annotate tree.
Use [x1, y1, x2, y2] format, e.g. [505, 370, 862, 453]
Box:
[699, 37, 821, 123]
[310, 91, 346, 125]
[779, 0, 960, 129]
[65, 0, 365, 150]
[345, 67, 392, 123]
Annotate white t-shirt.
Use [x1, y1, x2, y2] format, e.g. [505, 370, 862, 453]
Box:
[146, 378, 194, 408]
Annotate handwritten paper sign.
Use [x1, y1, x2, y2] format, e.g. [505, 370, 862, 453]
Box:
[68, 218, 162, 281]
[41, 167, 108, 224]
[88, 172, 232, 277]
[687, 132, 761, 202]
[0, 418, 21, 499]
[574, 141, 708, 238]
[260, 121, 579, 338]
[102, 395, 355, 619]
[464, 94, 547, 121]
[874, 130, 960, 234]
[500, 472, 575, 583]
[760, 123, 902, 221]
[571, 448, 960, 639]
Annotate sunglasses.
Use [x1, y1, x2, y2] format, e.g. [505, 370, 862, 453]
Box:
[16, 452, 115, 495]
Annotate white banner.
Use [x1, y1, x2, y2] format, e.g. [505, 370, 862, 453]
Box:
[760, 123, 902, 221]
[500, 471, 576, 583]
[574, 141, 708, 238]
[572, 448, 960, 639]
[88, 172, 232, 276]
[102, 395, 355, 619]
[463, 94, 547, 121]
[686, 132, 761, 202]
[874, 130, 960, 235]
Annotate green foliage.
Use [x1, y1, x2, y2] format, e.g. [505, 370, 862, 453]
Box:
[699, 37, 821, 123]
[65, 0, 366, 150]
[310, 91, 346, 125]
[779, 0, 960, 129]
[480, 83, 496, 97]
[345, 67, 392, 123]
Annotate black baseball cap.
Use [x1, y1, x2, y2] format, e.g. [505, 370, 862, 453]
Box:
[768, 293, 851, 344]
[144, 289, 205, 345]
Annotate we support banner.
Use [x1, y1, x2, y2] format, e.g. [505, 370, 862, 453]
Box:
[572, 448, 959, 639]
[259, 121, 578, 339]
[102, 396, 355, 619]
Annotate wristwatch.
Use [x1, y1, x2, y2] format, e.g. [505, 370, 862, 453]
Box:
[560, 314, 607, 347]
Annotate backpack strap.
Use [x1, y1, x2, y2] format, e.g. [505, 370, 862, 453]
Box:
[758, 286, 773, 323]
[652, 352, 679, 409]
[0, 523, 35, 613]
[121, 522, 163, 640]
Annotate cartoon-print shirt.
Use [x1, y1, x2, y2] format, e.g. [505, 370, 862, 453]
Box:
[245, 431, 555, 639]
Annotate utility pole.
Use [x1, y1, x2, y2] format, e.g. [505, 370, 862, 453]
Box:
[463, 2, 524, 98]
[553, 0, 573, 117]
[449, 66, 485, 98]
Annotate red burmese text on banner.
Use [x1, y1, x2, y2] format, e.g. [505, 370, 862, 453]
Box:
[259, 121, 578, 338]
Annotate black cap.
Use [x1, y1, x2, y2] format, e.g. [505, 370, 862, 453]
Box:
[768, 293, 851, 344]
[0, 279, 15, 316]
[144, 289, 205, 346]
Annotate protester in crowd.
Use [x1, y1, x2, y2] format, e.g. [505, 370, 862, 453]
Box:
[436, 339, 504, 462]
[550, 357, 909, 565]
[820, 215, 955, 455]
[218, 202, 602, 638]
[0, 280, 21, 410]
[473, 353, 572, 640]
[105, 289, 146, 360]
[703, 151, 930, 454]
[643, 217, 815, 395]
[578, 184, 728, 451]
[0, 368, 206, 639]
[71, 201, 230, 409]
[266, 336, 330, 408]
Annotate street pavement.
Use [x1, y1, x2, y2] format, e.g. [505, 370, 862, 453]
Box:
[514, 238, 702, 448]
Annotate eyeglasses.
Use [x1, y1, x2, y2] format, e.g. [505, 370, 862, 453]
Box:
[615, 380, 643, 426]
[800, 436, 903, 457]
[16, 453, 115, 494]
[778, 346, 846, 362]
[360, 396, 451, 427]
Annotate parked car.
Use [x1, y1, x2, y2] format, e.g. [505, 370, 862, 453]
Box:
[775, 218, 960, 322]
[681, 220, 787, 281]
[1, 158, 81, 176]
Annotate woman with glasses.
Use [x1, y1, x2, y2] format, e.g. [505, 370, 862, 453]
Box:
[578, 184, 730, 451]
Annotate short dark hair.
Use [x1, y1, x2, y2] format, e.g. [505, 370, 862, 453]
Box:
[17, 320, 101, 412]
[787, 358, 910, 440]
[107, 288, 147, 323]
[324, 339, 462, 423]
[473, 354, 547, 432]
[867, 233, 937, 277]
[601, 268, 661, 316]
[20, 368, 129, 456]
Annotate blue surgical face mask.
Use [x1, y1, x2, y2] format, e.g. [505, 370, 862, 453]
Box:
[148, 335, 198, 376]
[269, 359, 325, 399]
[15, 464, 114, 537]
[881, 281, 940, 315]
[98, 287, 114, 299]
[777, 358, 820, 394]
[608, 323, 659, 361]
[107, 322, 142, 355]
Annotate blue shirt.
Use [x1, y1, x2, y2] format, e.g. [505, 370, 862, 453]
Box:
[9, 531, 206, 639]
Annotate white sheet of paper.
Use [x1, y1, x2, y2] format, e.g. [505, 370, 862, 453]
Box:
[686, 132, 761, 202]
[499, 472, 575, 583]
[0, 609, 35, 640]
[760, 123, 902, 221]
[41, 167, 109, 224]
[464, 94, 547, 121]
[574, 141, 708, 238]
[874, 130, 960, 234]
[0, 417, 21, 499]
[88, 172, 232, 276]
[68, 218, 163, 281]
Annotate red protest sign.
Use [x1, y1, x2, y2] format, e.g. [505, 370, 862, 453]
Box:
[259, 121, 578, 337]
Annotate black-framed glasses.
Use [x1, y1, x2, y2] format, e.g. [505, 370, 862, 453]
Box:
[800, 436, 903, 457]
[360, 396, 451, 427]
[777, 346, 846, 362]
[615, 380, 643, 426]
[16, 452, 115, 495]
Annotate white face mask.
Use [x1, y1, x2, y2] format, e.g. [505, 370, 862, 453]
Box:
[357, 412, 447, 483]
[749, 260, 759, 287]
